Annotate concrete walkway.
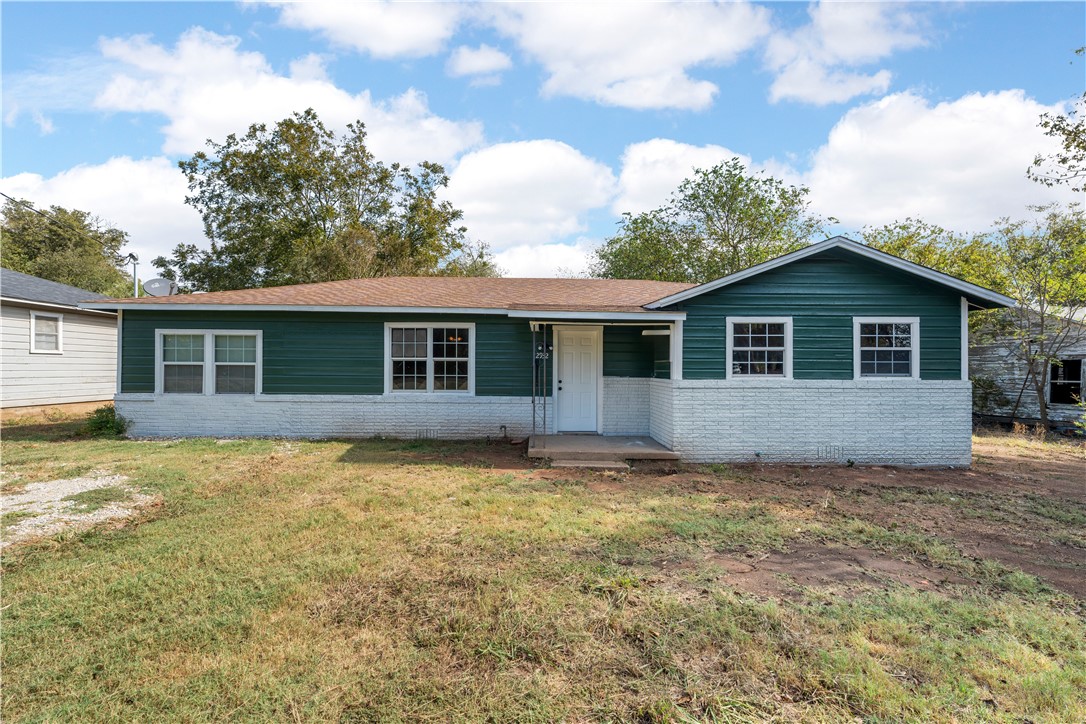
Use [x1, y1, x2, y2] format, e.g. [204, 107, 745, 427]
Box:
[528, 435, 679, 461]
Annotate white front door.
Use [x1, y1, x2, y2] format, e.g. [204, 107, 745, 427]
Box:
[556, 328, 599, 432]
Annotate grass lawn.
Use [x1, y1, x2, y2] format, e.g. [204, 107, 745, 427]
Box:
[2, 417, 1084, 722]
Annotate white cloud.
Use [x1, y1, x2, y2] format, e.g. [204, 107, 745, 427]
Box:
[92, 27, 483, 163]
[805, 90, 1079, 231]
[273, 1, 464, 59]
[766, 2, 926, 105]
[493, 241, 595, 278]
[446, 140, 616, 249]
[0, 156, 206, 266]
[446, 44, 513, 84]
[486, 2, 771, 110]
[614, 139, 749, 215]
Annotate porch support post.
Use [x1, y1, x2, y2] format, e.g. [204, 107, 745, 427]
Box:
[670, 320, 683, 380]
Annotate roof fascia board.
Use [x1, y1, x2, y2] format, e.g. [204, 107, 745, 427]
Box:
[506, 310, 685, 321]
[4, 296, 116, 316]
[78, 302, 687, 321]
[646, 237, 1016, 309]
[78, 304, 511, 315]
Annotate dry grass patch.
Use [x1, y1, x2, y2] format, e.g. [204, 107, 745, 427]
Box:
[1, 422, 1084, 722]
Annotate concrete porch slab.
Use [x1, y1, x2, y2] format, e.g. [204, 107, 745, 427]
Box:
[528, 435, 679, 461]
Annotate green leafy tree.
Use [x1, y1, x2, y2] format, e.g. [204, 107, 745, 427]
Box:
[860, 218, 1009, 293]
[155, 109, 495, 291]
[1028, 49, 1086, 194]
[1, 199, 132, 296]
[591, 158, 832, 282]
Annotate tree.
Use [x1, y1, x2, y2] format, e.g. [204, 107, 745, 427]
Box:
[984, 205, 1086, 429]
[154, 109, 495, 291]
[591, 158, 832, 283]
[861, 218, 1008, 294]
[1, 198, 133, 296]
[1028, 49, 1085, 194]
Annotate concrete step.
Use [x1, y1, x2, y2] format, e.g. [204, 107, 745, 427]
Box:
[550, 459, 630, 471]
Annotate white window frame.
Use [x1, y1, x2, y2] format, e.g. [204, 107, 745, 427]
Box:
[725, 316, 793, 380]
[853, 317, 920, 380]
[384, 322, 476, 395]
[30, 312, 63, 354]
[155, 329, 263, 395]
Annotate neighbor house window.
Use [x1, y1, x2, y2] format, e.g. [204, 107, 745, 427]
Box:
[30, 312, 62, 354]
[387, 324, 473, 393]
[158, 330, 261, 395]
[854, 318, 919, 379]
[727, 317, 792, 378]
[1049, 359, 1082, 405]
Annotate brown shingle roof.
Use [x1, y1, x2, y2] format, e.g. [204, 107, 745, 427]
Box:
[98, 277, 696, 313]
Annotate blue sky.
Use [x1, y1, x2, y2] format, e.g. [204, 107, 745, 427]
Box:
[2, 1, 1082, 277]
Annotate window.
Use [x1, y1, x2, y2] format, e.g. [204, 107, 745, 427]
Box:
[214, 335, 257, 394]
[727, 318, 792, 378]
[854, 318, 919, 379]
[1050, 359, 1083, 405]
[158, 330, 261, 395]
[387, 324, 473, 393]
[30, 312, 62, 354]
[162, 334, 205, 393]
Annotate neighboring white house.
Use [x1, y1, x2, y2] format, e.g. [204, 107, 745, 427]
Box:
[1, 268, 117, 410]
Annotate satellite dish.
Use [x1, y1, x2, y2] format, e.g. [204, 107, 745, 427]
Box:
[143, 278, 178, 297]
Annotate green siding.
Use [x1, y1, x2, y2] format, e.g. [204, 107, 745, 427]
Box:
[602, 326, 657, 378]
[670, 249, 963, 380]
[121, 311, 541, 396]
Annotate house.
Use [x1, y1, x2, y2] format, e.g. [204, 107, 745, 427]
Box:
[80, 237, 1014, 465]
[1, 268, 118, 413]
[969, 311, 1085, 426]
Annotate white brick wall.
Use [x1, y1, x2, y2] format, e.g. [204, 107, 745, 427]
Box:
[648, 378, 674, 448]
[601, 377, 650, 435]
[116, 393, 549, 439]
[662, 379, 972, 466]
[117, 379, 974, 465]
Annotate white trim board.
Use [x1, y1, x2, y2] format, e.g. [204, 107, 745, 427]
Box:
[646, 236, 1017, 309]
[3, 297, 116, 316]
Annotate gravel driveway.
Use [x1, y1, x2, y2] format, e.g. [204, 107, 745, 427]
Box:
[1, 473, 154, 549]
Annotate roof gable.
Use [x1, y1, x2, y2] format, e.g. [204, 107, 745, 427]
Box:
[645, 236, 1016, 310]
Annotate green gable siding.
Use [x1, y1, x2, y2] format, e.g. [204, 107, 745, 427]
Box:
[671, 249, 963, 380]
[120, 311, 541, 396]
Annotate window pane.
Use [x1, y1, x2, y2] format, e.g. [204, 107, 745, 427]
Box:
[434, 360, 469, 391]
[215, 365, 255, 394]
[215, 335, 256, 363]
[392, 359, 426, 390]
[164, 364, 203, 393]
[35, 333, 59, 351]
[163, 334, 204, 362]
[433, 328, 469, 359]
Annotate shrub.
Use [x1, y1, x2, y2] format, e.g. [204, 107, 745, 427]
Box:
[82, 405, 128, 437]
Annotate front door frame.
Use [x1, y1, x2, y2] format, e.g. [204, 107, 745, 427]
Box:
[552, 325, 603, 433]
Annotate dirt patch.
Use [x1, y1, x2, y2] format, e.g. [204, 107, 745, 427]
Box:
[707, 544, 968, 599]
[1, 473, 156, 549]
[644, 544, 967, 601]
